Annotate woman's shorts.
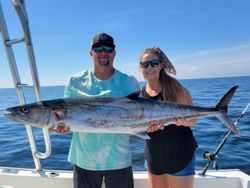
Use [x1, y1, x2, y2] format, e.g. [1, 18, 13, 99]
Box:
[145, 155, 195, 176]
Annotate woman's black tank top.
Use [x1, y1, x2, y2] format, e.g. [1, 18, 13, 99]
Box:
[142, 86, 198, 175]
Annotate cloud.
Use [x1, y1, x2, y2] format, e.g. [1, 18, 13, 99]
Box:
[119, 43, 250, 81]
[173, 43, 250, 79]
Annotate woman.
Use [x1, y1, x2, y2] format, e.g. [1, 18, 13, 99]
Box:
[140, 47, 198, 188]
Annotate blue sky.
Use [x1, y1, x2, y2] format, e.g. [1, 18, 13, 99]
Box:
[0, 0, 250, 88]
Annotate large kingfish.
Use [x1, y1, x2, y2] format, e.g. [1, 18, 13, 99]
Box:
[5, 86, 239, 138]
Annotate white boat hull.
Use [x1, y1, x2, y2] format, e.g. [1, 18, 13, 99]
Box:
[0, 167, 249, 188]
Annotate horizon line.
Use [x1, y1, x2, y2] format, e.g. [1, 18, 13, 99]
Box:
[1, 75, 249, 89]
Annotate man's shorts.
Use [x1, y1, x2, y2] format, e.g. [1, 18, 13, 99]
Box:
[73, 165, 134, 188]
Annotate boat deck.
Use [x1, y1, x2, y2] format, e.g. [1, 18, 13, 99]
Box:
[0, 167, 249, 188]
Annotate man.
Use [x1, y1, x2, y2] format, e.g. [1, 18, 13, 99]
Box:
[51, 33, 140, 188]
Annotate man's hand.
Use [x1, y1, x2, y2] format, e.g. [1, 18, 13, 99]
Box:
[147, 121, 164, 133]
[48, 122, 70, 134]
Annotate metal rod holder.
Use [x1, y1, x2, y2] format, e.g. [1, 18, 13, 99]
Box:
[200, 102, 250, 176]
[0, 0, 52, 171]
[6, 37, 25, 46]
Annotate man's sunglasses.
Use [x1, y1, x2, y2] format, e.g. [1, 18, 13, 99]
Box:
[140, 60, 161, 68]
[92, 46, 114, 53]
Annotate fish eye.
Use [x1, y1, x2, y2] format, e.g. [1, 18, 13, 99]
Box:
[22, 107, 29, 113]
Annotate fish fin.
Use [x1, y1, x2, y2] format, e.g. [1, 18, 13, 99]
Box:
[127, 91, 140, 99]
[134, 132, 151, 139]
[216, 85, 238, 111]
[215, 85, 240, 135]
[216, 114, 239, 135]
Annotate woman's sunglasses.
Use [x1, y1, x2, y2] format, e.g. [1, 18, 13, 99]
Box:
[92, 46, 114, 53]
[140, 60, 161, 68]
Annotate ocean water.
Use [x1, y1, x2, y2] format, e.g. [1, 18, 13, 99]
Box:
[0, 76, 249, 175]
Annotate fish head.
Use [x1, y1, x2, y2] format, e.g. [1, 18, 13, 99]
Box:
[5, 103, 52, 128]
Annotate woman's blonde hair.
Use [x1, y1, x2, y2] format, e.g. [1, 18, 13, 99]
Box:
[140, 47, 183, 102]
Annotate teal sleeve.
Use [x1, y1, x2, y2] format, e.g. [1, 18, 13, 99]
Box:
[64, 78, 73, 98]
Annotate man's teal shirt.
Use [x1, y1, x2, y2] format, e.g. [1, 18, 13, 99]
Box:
[64, 69, 140, 170]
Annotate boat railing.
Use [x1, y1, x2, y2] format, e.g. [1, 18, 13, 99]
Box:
[0, 0, 51, 171]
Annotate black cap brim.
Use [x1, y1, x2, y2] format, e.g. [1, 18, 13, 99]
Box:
[92, 42, 115, 48]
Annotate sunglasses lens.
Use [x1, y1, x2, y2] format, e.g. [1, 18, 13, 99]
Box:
[151, 61, 160, 67]
[140, 61, 150, 68]
[93, 46, 114, 53]
[105, 47, 114, 53]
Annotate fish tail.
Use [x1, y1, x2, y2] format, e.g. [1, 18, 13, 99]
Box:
[215, 85, 240, 134]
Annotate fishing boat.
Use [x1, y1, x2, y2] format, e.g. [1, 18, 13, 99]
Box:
[0, 167, 249, 188]
[0, 1, 249, 188]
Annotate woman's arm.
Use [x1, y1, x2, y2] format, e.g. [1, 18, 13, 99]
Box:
[176, 87, 196, 127]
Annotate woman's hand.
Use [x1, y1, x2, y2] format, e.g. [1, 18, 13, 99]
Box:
[48, 122, 70, 134]
[176, 118, 196, 127]
[176, 119, 187, 126]
[147, 121, 164, 133]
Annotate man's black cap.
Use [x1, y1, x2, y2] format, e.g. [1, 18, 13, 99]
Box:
[91, 33, 116, 48]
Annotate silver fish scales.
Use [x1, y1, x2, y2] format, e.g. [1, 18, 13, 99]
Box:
[6, 86, 240, 139]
